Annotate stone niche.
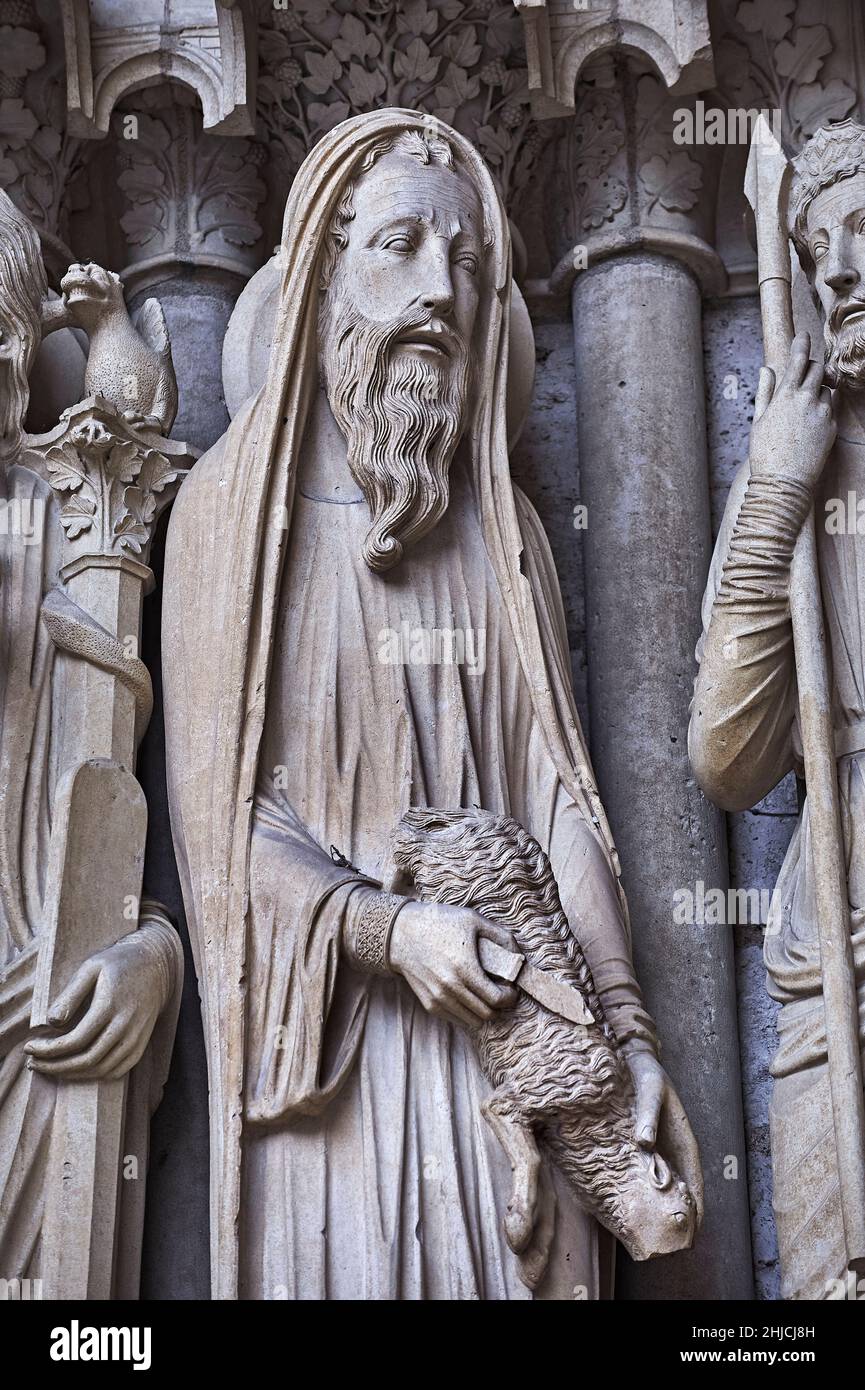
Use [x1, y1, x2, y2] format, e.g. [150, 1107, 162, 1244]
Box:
[60, 0, 256, 138]
[2, 0, 865, 1309]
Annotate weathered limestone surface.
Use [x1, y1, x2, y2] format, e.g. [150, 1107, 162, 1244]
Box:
[702, 294, 787, 1301]
[7, 0, 865, 1304]
[510, 317, 588, 730]
[161, 111, 701, 1300]
[691, 117, 865, 1300]
[0, 189, 189, 1298]
[573, 252, 752, 1300]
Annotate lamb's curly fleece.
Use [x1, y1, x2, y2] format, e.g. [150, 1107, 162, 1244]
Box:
[392, 806, 646, 1239]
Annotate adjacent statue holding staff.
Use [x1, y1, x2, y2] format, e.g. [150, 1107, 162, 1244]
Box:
[691, 118, 865, 1300]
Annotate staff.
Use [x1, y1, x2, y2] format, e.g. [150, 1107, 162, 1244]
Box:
[745, 113, 865, 1272]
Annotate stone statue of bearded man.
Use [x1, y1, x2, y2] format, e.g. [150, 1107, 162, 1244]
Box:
[691, 118, 865, 1299]
[163, 109, 699, 1301]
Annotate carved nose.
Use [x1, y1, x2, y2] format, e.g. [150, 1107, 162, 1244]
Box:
[421, 291, 454, 316]
[825, 262, 860, 292]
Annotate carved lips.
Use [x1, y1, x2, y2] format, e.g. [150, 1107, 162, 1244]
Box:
[831, 297, 865, 333]
[394, 321, 457, 359]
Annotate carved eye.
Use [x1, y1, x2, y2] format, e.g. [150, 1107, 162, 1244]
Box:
[454, 252, 478, 274]
[382, 234, 414, 254]
[812, 240, 828, 262]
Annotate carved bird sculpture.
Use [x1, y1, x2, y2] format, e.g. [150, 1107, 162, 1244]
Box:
[44, 262, 177, 434]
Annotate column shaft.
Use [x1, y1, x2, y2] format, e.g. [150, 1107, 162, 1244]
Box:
[574, 252, 753, 1299]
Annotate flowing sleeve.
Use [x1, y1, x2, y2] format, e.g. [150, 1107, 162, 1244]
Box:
[243, 783, 374, 1125]
[511, 486, 658, 1056]
[547, 786, 658, 1056]
[689, 460, 808, 812]
[135, 899, 185, 1110]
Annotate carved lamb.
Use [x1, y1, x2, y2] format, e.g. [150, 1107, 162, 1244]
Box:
[392, 807, 696, 1289]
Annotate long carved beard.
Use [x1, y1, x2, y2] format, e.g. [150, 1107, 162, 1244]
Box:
[319, 286, 472, 573]
[825, 314, 865, 392]
[0, 355, 28, 460]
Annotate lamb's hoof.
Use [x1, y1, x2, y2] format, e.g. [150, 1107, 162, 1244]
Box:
[505, 1198, 535, 1255]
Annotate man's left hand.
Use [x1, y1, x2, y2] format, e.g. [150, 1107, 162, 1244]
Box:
[627, 1050, 704, 1226]
[25, 933, 164, 1081]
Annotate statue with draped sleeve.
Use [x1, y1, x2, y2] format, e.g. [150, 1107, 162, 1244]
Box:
[163, 109, 699, 1301]
[0, 190, 184, 1297]
[690, 120, 865, 1300]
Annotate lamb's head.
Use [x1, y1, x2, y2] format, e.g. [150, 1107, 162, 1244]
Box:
[551, 1096, 697, 1261]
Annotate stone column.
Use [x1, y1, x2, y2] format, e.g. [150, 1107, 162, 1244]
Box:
[554, 57, 754, 1298]
[573, 252, 752, 1299]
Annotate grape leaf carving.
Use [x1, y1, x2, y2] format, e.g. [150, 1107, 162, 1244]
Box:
[639, 151, 703, 213]
[256, 0, 544, 211]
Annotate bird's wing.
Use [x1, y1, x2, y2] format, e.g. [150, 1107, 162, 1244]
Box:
[134, 296, 172, 359]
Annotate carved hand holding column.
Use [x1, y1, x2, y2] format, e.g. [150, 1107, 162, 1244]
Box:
[0, 185, 192, 1301]
[25, 398, 191, 1300]
[691, 116, 865, 1301]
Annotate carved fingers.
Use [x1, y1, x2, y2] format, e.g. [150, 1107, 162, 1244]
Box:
[389, 900, 518, 1028]
[754, 365, 775, 421]
[658, 1086, 705, 1230]
[25, 938, 162, 1082]
[749, 331, 837, 490]
[629, 1049, 666, 1149]
[627, 1052, 705, 1229]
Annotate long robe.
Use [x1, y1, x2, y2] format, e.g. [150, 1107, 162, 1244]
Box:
[694, 430, 865, 1300]
[234, 449, 651, 1300]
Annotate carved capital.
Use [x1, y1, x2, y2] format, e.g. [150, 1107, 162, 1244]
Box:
[113, 89, 267, 284]
[0, 1, 86, 257]
[715, 0, 861, 149]
[547, 56, 725, 296]
[257, 0, 549, 221]
[709, 0, 865, 292]
[30, 395, 193, 571]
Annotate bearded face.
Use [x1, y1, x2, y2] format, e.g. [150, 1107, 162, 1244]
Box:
[318, 269, 473, 573]
[804, 172, 865, 393]
[0, 306, 34, 461]
[316, 144, 484, 573]
[824, 301, 865, 391]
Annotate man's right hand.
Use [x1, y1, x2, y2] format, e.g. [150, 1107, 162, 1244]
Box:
[389, 900, 518, 1030]
[749, 332, 836, 493]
